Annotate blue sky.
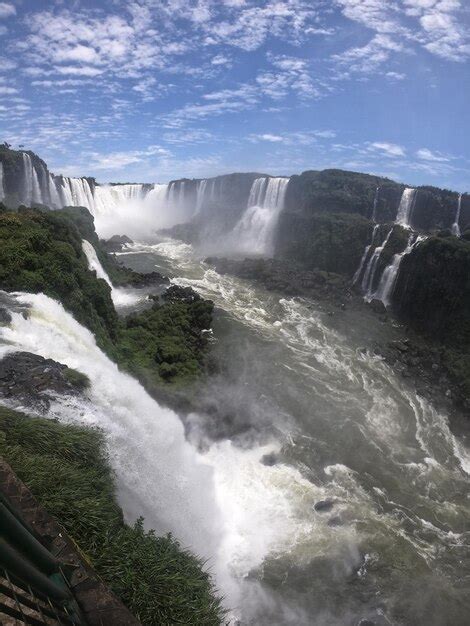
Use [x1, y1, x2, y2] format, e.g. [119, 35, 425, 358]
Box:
[0, 0, 469, 189]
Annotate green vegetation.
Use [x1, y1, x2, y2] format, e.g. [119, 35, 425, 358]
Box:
[117, 286, 213, 385]
[275, 211, 372, 277]
[0, 406, 224, 625]
[62, 366, 90, 391]
[0, 204, 118, 352]
[0, 204, 213, 386]
[393, 235, 470, 402]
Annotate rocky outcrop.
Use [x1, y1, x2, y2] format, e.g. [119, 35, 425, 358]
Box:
[102, 234, 133, 253]
[0, 352, 89, 410]
[274, 212, 373, 277]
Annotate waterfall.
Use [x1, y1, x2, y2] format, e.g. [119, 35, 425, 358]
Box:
[228, 177, 289, 256]
[361, 227, 394, 298]
[81, 240, 138, 307]
[452, 194, 462, 237]
[0, 162, 4, 201]
[353, 224, 379, 285]
[395, 187, 417, 228]
[0, 292, 223, 561]
[374, 234, 424, 306]
[195, 179, 209, 215]
[371, 186, 380, 222]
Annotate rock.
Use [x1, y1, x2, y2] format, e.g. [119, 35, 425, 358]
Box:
[0, 307, 12, 324]
[163, 285, 202, 304]
[261, 452, 279, 466]
[314, 499, 335, 513]
[102, 234, 133, 252]
[0, 352, 88, 411]
[327, 515, 343, 527]
[358, 620, 375, 626]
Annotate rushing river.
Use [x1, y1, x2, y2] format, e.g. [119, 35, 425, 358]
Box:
[1, 235, 470, 625]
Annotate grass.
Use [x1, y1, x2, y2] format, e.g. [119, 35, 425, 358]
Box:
[0, 407, 225, 625]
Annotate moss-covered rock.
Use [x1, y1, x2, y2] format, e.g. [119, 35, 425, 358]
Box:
[274, 211, 373, 277]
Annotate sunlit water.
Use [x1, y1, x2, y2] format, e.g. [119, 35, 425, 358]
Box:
[1, 234, 470, 625]
[117, 239, 470, 625]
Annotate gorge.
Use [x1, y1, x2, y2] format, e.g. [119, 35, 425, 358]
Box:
[1, 145, 470, 626]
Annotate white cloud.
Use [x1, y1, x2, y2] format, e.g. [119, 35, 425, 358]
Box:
[0, 2, 15, 19]
[416, 148, 450, 162]
[368, 142, 406, 157]
[332, 34, 406, 76]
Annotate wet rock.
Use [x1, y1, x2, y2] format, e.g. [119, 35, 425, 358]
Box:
[314, 499, 335, 513]
[0, 307, 12, 324]
[0, 352, 88, 411]
[261, 452, 279, 466]
[102, 234, 133, 252]
[122, 270, 169, 288]
[163, 285, 202, 304]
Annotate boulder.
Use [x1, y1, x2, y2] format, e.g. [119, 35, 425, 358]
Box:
[0, 352, 89, 411]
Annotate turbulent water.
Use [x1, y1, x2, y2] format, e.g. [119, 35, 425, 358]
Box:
[1, 205, 470, 624]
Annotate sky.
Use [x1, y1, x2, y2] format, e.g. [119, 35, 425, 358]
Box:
[0, 0, 469, 189]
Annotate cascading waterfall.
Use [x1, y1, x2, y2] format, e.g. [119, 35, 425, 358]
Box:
[395, 187, 417, 228]
[452, 193, 463, 237]
[374, 234, 423, 306]
[228, 177, 289, 256]
[371, 186, 380, 222]
[81, 240, 138, 307]
[195, 179, 209, 215]
[22, 153, 42, 205]
[0, 291, 224, 562]
[361, 227, 394, 299]
[353, 224, 379, 285]
[0, 162, 4, 201]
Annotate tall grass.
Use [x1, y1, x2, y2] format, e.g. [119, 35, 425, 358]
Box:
[0, 407, 225, 625]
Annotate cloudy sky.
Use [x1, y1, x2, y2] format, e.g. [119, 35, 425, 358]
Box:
[0, 0, 469, 188]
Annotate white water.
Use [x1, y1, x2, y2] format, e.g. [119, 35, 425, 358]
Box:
[227, 177, 289, 256]
[371, 186, 380, 222]
[374, 234, 423, 306]
[0, 291, 360, 619]
[452, 193, 462, 237]
[395, 187, 417, 228]
[361, 227, 394, 298]
[353, 224, 379, 285]
[0, 162, 4, 201]
[81, 240, 139, 308]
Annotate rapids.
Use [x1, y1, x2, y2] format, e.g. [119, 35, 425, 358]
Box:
[1, 233, 470, 624]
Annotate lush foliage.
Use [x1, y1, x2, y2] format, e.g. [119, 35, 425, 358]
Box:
[0, 206, 118, 350]
[0, 407, 224, 625]
[117, 286, 213, 385]
[0, 205, 212, 385]
[393, 235, 470, 400]
[275, 211, 372, 276]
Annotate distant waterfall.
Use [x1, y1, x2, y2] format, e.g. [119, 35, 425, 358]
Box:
[353, 224, 379, 285]
[374, 234, 424, 306]
[195, 179, 209, 215]
[81, 240, 138, 307]
[22, 153, 42, 205]
[371, 187, 380, 222]
[361, 227, 394, 299]
[452, 194, 462, 237]
[0, 162, 4, 201]
[229, 177, 289, 256]
[395, 188, 417, 228]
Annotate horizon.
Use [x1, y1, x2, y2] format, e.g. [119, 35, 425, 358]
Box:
[0, 1, 469, 190]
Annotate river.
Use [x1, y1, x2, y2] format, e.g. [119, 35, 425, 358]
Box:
[1, 234, 470, 625]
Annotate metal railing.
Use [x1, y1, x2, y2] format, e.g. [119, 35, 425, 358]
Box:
[0, 492, 85, 625]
